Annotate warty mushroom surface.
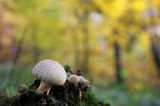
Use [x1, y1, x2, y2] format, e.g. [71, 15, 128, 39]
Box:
[32, 59, 67, 94]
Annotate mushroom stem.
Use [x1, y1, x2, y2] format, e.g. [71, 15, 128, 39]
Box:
[36, 81, 52, 95]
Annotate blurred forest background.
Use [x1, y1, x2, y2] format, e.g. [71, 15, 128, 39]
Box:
[0, 0, 160, 105]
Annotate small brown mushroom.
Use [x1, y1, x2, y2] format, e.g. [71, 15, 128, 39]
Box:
[78, 76, 90, 89]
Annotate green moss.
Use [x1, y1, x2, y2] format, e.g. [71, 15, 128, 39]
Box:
[78, 89, 99, 106]
[0, 96, 12, 106]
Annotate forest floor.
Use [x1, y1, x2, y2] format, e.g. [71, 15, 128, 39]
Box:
[0, 79, 109, 106]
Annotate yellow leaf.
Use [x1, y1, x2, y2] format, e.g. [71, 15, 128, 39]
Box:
[94, 0, 128, 19]
[129, 0, 147, 12]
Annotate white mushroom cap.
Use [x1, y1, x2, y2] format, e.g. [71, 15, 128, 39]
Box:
[68, 74, 79, 84]
[32, 60, 67, 86]
[78, 76, 86, 84]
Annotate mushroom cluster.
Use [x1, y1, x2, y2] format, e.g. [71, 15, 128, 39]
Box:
[68, 74, 90, 89]
[32, 59, 90, 95]
[32, 60, 67, 94]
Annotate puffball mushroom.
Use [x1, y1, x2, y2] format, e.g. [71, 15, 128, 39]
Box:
[78, 76, 86, 84]
[32, 60, 67, 94]
[68, 74, 79, 85]
[78, 76, 90, 89]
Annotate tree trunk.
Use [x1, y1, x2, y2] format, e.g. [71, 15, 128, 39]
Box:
[150, 36, 160, 75]
[12, 36, 25, 65]
[114, 41, 124, 83]
[148, 11, 160, 75]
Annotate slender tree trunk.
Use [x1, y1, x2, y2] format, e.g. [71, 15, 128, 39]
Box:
[150, 36, 160, 75]
[12, 36, 25, 65]
[112, 29, 124, 84]
[148, 11, 160, 75]
[114, 41, 124, 83]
